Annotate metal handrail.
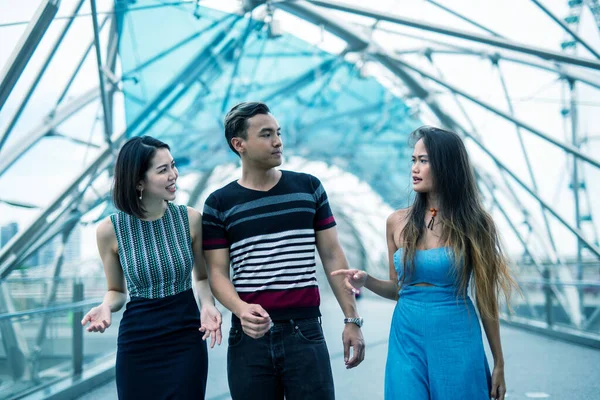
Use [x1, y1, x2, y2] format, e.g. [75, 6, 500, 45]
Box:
[517, 279, 600, 288]
[5, 276, 105, 283]
[0, 298, 102, 321]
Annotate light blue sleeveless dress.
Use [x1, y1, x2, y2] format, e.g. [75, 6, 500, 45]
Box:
[385, 247, 491, 399]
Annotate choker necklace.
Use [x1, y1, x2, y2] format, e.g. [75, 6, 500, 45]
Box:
[427, 208, 438, 230]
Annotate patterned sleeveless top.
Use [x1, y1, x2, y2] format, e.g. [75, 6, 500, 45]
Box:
[110, 202, 194, 299]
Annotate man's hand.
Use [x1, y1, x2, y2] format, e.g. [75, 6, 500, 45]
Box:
[342, 323, 365, 369]
[237, 303, 272, 339]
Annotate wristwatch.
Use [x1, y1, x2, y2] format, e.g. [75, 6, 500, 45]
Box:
[344, 317, 364, 328]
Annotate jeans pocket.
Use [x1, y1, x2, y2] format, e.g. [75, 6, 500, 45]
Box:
[295, 320, 325, 344]
[228, 327, 244, 347]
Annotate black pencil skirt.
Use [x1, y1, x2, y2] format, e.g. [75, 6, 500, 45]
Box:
[115, 289, 208, 399]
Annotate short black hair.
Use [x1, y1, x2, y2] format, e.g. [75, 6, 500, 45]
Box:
[112, 135, 170, 219]
[224, 101, 271, 156]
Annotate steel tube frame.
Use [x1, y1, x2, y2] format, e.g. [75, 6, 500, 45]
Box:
[56, 16, 109, 106]
[0, 16, 238, 280]
[493, 60, 564, 263]
[275, 1, 369, 51]
[90, 0, 113, 145]
[530, 0, 600, 59]
[0, 88, 99, 178]
[0, 0, 86, 154]
[457, 119, 600, 257]
[388, 55, 600, 169]
[568, 79, 585, 316]
[373, 22, 600, 90]
[425, 0, 504, 38]
[306, 0, 600, 70]
[221, 18, 255, 113]
[423, 54, 571, 302]
[2, 3, 598, 371]
[281, 0, 600, 280]
[0, 0, 60, 112]
[0, 282, 31, 380]
[31, 215, 80, 381]
[477, 172, 574, 323]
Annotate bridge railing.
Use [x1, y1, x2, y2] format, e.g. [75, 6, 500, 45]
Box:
[501, 260, 600, 348]
[0, 277, 120, 400]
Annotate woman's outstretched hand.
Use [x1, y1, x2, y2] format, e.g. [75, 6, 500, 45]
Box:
[81, 303, 112, 333]
[331, 269, 368, 295]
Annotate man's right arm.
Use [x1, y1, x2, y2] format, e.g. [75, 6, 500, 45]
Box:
[204, 249, 272, 338]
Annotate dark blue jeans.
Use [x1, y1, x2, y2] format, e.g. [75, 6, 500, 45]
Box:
[227, 317, 335, 400]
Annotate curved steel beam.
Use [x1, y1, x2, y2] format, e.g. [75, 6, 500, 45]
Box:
[420, 53, 566, 268]
[465, 126, 600, 257]
[388, 55, 600, 169]
[425, 0, 504, 38]
[306, 0, 600, 71]
[0, 16, 239, 280]
[0, 0, 86, 154]
[274, 1, 369, 51]
[56, 16, 109, 106]
[274, 1, 600, 259]
[477, 171, 577, 325]
[493, 60, 561, 254]
[530, 0, 600, 59]
[264, 57, 340, 102]
[393, 45, 600, 91]
[0, 0, 60, 112]
[0, 147, 113, 280]
[90, 0, 113, 145]
[0, 88, 99, 178]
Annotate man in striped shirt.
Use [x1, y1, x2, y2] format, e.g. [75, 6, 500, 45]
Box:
[203, 102, 365, 399]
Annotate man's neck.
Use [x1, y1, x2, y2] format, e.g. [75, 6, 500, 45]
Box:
[238, 166, 282, 191]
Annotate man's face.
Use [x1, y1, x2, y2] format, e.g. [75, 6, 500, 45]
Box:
[237, 113, 283, 168]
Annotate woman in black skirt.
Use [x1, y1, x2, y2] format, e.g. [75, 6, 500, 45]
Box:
[81, 136, 222, 399]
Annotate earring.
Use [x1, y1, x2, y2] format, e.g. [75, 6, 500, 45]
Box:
[138, 190, 143, 200]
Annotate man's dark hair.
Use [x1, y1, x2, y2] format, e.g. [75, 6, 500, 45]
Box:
[224, 102, 271, 156]
[112, 135, 170, 219]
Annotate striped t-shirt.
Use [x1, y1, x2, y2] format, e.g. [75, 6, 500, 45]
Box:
[202, 170, 336, 321]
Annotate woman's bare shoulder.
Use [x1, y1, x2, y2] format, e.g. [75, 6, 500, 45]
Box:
[96, 217, 119, 253]
[386, 208, 410, 229]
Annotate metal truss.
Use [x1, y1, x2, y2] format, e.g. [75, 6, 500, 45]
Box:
[1, 0, 600, 393]
[275, 0, 600, 336]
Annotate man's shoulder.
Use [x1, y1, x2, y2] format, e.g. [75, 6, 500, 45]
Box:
[282, 170, 318, 186]
[205, 180, 239, 203]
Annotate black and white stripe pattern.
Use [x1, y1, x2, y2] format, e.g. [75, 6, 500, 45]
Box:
[230, 229, 318, 292]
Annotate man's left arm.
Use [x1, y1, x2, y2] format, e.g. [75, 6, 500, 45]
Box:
[316, 227, 365, 369]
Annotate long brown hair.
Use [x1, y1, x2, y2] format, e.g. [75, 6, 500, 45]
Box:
[400, 126, 517, 319]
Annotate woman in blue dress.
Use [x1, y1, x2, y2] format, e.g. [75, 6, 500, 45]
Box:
[333, 126, 517, 400]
